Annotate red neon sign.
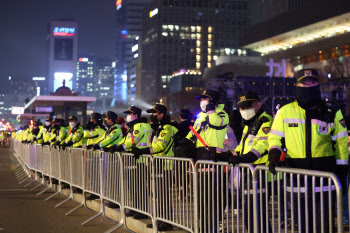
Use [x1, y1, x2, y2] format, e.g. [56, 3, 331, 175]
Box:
[116, 0, 122, 6]
[53, 32, 75, 37]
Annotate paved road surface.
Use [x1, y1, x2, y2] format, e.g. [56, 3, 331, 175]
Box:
[0, 146, 128, 233]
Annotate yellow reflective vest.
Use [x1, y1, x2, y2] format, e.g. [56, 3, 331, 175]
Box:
[83, 126, 106, 147]
[268, 100, 349, 171]
[95, 124, 123, 148]
[118, 122, 151, 151]
[186, 104, 229, 150]
[65, 125, 84, 148]
[235, 111, 273, 165]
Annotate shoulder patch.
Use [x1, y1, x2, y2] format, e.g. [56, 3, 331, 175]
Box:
[134, 130, 139, 134]
[339, 119, 346, 128]
[262, 127, 271, 134]
[161, 133, 166, 137]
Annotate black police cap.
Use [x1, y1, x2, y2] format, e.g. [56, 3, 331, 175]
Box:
[295, 69, 319, 83]
[102, 111, 118, 121]
[68, 116, 78, 121]
[90, 113, 102, 121]
[197, 89, 219, 103]
[123, 106, 142, 116]
[237, 92, 260, 109]
[146, 103, 167, 114]
[180, 109, 193, 120]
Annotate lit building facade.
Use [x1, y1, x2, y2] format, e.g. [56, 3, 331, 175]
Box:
[243, 0, 350, 115]
[76, 57, 95, 96]
[113, 0, 152, 106]
[140, 0, 250, 105]
[48, 21, 78, 92]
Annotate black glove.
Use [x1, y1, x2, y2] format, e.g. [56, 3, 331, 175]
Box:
[227, 155, 242, 166]
[268, 148, 281, 175]
[55, 140, 61, 146]
[108, 144, 124, 153]
[205, 103, 215, 112]
[61, 143, 67, 151]
[92, 144, 101, 151]
[206, 147, 218, 161]
[86, 145, 92, 150]
[131, 147, 150, 160]
[103, 147, 111, 152]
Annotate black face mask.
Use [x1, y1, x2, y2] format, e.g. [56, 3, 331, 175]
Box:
[150, 114, 158, 123]
[295, 85, 322, 109]
[103, 119, 108, 126]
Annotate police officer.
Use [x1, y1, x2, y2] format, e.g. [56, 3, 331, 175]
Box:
[92, 111, 123, 151]
[46, 119, 65, 145]
[216, 92, 273, 165]
[216, 92, 274, 233]
[131, 104, 178, 159]
[183, 89, 228, 232]
[61, 116, 84, 149]
[186, 89, 229, 159]
[131, 104, 177, 231]
[83, 113, 106, 149]
[268, 69, 349, 232]
[108, 106, 151, 154]
[36, 117, 52, 145]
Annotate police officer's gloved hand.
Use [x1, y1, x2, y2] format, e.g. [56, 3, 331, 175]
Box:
[108, 144, 124, 153]
[86, 145, 92, 150]
[103, 147, 110, 152]
[132, 147, 150, 160]
[227, 155, 242, 166]
[92, 144, 101, 151]
[61, 143, 67, 151]
[268, 148, 281, 175]
[205, 103, 216, 112]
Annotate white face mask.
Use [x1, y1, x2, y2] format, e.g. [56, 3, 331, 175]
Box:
[126, 115, 132, 123]
[45, 122, 51, 127]
[240, 108, 256, 121]
[69, 122, 76, 128]
[200, 100, 209, 112]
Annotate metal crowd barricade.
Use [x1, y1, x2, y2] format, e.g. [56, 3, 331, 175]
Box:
[64, 148, 85, 215]
[253, 166, 344, 233]
[194, 161, 255, 233]
[54, 147, 73, 208]
[153, 156, 197, 232]
[122, 153, 154, 230]
[81, 149, 103, 226]
[19, 144, 37, 186]
[36, 145, 52, 196]
[100, 151, 124, 233]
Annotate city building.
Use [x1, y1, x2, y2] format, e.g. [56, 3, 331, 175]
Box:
[95, 58, 114, 113]
[47, 20, 78, 93]
[113, 0, 153, 106]
[76, 56, 95, 96]
[140, 0, 250, 106]
[242, 0, 350, 115]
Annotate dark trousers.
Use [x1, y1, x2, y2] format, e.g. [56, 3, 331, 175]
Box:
[287, 176, 335, 233]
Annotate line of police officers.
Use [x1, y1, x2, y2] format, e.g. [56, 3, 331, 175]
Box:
[14, 69, 349, 232]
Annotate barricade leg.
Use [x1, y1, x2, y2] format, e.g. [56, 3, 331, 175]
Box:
[103, 222, 124, 233]
[55, 196, 71, 208]
[45, 191, 60, 201]
[30, 183, 43, 191]
[37, 186, 51, 196]
[66, 203, 84, 216]
[81, 211, 102, 226]
[18, 176, 31, 184]
[24, 179, 36, 187]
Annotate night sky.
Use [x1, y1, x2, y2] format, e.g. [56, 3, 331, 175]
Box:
[0, 0, 116, 81]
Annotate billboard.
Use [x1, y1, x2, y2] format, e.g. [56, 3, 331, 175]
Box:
[11, 107, 24, 115]
[54, 72, 73, 91]
[54, 38, 73, 60]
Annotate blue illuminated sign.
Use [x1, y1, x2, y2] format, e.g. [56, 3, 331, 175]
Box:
[53, 27, 76, 36]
